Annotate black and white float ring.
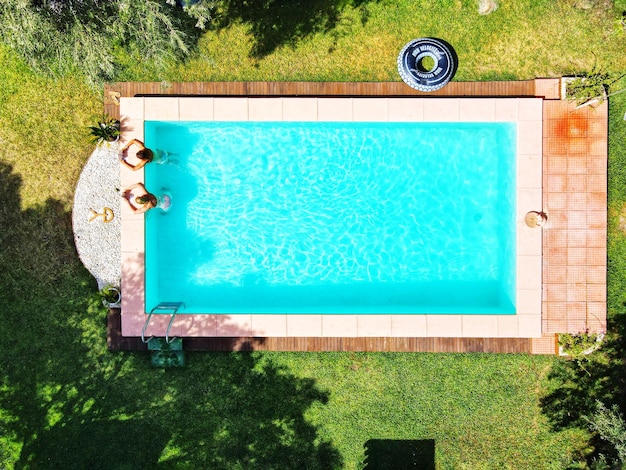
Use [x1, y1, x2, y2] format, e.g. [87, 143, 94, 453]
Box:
[397, 38, 458, 92]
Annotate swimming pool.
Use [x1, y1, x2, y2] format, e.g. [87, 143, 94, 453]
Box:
[145, 120, 516, 314]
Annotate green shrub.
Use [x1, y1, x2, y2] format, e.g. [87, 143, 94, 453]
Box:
[586, 401, 626, 466]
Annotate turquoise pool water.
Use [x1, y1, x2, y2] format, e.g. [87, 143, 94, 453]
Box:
[144, 121, 516, 314]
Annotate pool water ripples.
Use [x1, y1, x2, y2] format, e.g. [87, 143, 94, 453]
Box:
[145, 121, 516, 314]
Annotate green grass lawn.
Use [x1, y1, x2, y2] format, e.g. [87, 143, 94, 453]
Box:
[1, 0, 626, 467]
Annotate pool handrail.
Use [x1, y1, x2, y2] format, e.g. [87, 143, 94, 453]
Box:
[142, 302, 185, 344]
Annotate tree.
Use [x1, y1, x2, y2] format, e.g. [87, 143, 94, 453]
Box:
[0, 0, 215, 86]
[586, 401, 626, 466]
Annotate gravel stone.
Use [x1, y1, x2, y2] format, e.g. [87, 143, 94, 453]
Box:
[72, 143, 122, 289]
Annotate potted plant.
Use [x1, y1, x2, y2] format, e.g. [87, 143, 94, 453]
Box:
[89, 116, 120, 144]
[98, 285, 121, 308]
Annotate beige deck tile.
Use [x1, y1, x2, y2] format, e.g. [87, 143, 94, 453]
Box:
[357, 315, 392, 337]
[391, 315, 427, 337]
[179, 98, 214, 121]
[214, 98, 248, 121]
[518, 227, 541, 256]
[121, 311, 148, 336]
[353, 98, 388, 121]
[518, 256, 542, 290]
[426, 315, 462, 337]
[287, 315, 322, 336]
[518, 99, 543, 120]
[120, 164, 143, 188]
[322, 315, 358, 337]
[462, 315, 498, 337]
[517, 121, 543, 154]
[517, 315, 542, 337]
[422, 98, 459, 121]
[388, 98, 424, 121]
[494, 99, 518, 121]
[120, 119, 144, 141]
[497, 315, 519, 337]
[121, 218, 144, 253]
[251, 314, 287, 336]
[249, 98, 283, 121]
[141, 314, 181, 338]
[176, 314, 217, 337]
[215, 315, 252, 336]
[517, 154, 542, 189]
[459, 98, 496, 122]
[318, 98, 353, 121]
[518, 189, 543, 215]
[282, 98, 318, 121]
[517, 289, 541, 314]
[120, 98, 144, 120]
[145, 98, 180, 120]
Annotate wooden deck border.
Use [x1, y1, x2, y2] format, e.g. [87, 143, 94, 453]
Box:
[104, 80, 537, 120]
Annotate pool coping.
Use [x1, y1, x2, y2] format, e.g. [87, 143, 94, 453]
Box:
[119, 97, 543, 341]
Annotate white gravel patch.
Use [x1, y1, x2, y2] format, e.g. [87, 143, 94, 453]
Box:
[72, 143, 122, 289]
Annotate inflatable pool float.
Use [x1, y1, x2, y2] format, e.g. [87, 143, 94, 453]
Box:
[397, 38, 458, 92]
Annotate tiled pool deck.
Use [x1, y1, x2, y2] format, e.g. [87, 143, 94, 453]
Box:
[104, 80, 607, 354]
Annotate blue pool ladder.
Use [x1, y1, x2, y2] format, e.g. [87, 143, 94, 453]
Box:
[142, 302, 185, 367]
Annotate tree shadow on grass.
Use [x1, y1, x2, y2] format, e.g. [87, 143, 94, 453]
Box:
[0, 161, 341, 468]
[216, 0, 377, 58]
[539, 313, 626, 462]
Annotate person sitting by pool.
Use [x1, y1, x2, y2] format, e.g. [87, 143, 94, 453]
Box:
[122, 183, 172, 214]
[122, 182, 158, 214]
[120, 139, 172, 170]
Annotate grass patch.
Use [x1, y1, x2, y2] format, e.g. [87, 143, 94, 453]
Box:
[607, 76, 626, 314]
[0, 0, 625, 467]
[120, 0, 626, 83]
